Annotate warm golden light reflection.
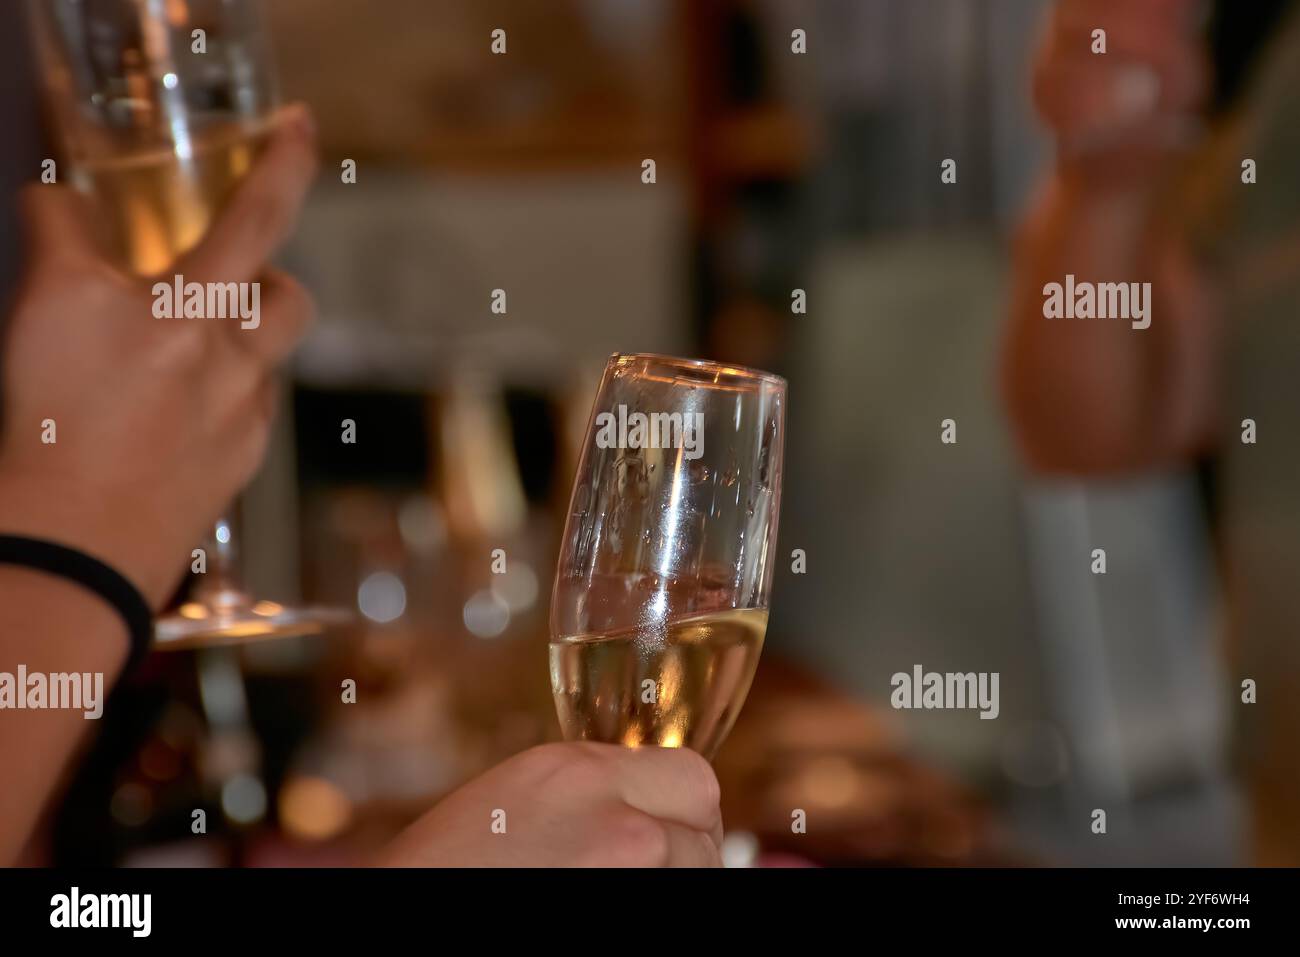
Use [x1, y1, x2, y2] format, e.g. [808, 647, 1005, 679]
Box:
[164, 0, 190, 27]
[251, 600, 283, 617]
[798, 757, 863, 809]
[217, 621, 288, 639]
[279, 776, 352, 842]
[657, 654, 683, 708]
[179, 602, 209, 620]
[610, 354, 785, 393]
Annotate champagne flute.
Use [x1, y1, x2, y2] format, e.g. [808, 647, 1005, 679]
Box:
[550, 354, 786, 760]
[26, 0, 346, 646]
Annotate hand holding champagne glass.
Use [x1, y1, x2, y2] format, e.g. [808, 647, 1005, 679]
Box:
[26, 0, 281, 274]
[26, 0, 345, 645]
[551, 354, 786, 760]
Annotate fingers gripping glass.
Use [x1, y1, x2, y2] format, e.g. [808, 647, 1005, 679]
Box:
[27, 0, 347, 647]
[550, 354, 786, 761]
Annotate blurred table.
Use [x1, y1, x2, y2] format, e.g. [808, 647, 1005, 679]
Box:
[715, 655, 1017, 867]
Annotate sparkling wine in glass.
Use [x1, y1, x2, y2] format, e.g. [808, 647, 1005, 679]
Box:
[550, 354, 786, 760]
[26, 0, 346, 646]
[26, 0, 278, 274]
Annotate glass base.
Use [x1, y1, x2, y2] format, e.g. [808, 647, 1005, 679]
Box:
[154, 591, 353, 650]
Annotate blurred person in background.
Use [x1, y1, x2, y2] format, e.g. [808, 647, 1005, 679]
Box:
[0, 110, 721, 868]
[1003, 0, 1300, 863]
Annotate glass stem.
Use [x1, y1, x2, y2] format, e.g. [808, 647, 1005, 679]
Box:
[195, 510, 246, 609]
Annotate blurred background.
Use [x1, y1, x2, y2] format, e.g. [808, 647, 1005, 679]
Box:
[19, 0, 1298, 867]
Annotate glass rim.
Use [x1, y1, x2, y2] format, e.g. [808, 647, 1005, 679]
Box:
[608, 352, 786, 389]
